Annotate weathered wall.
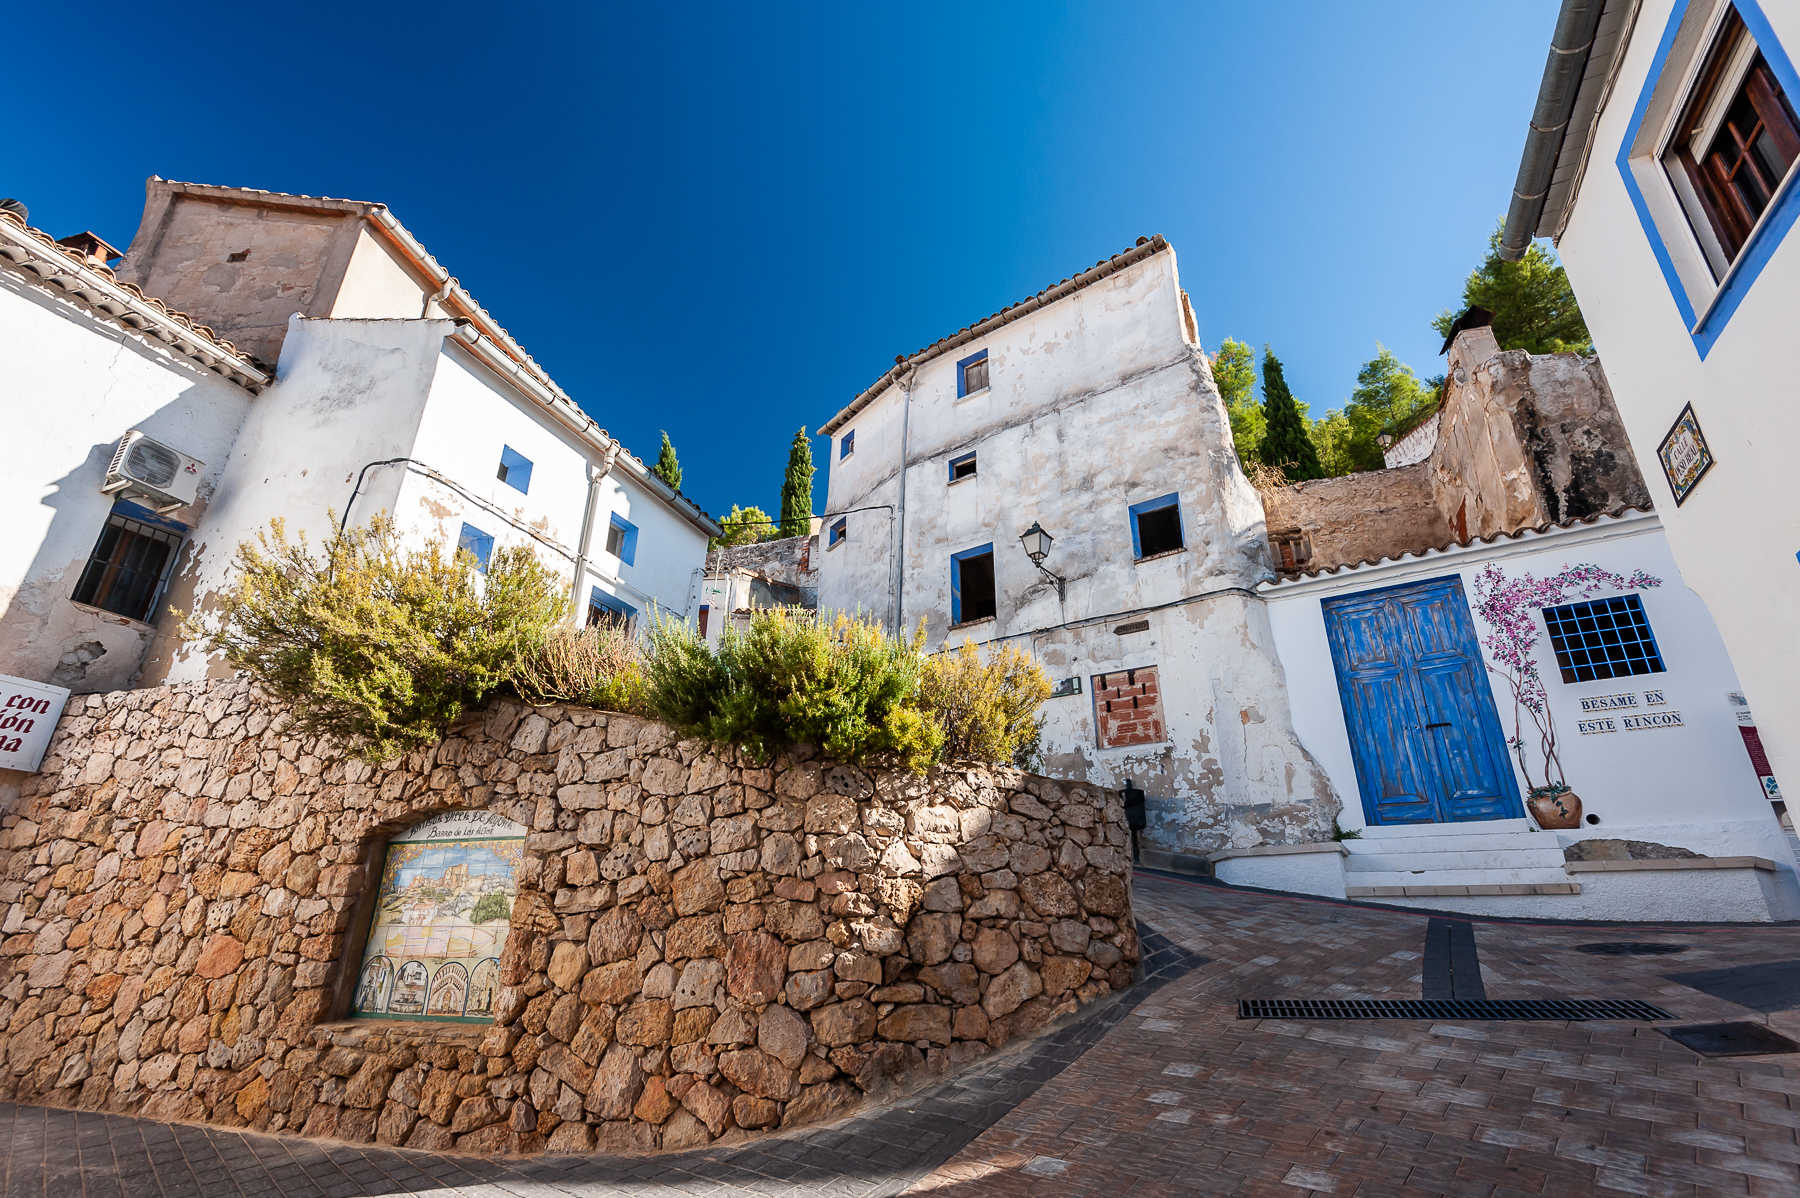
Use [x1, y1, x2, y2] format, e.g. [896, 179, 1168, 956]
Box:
[0, 682, 1136, 1154]
[1431, 329, 1650, 539]
[1259, 463, 1451, 573]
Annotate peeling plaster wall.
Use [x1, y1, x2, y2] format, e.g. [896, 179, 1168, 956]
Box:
[1259, 464, 1451, 573]
[0, 269, 252, 696]
[817, 248, 1338, 851]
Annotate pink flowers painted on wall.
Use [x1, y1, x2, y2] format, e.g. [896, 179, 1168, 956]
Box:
[1470, 561, 1661, 797]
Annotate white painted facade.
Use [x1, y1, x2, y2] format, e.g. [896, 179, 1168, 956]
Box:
[1510, 0, 1800, 798]
[1254, 510, 1800, 920]
[816, 240, 1342, 855]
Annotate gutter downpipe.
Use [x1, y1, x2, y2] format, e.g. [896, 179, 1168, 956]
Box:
[891, 367, 916, 635]
[571, 445, 622, 622]
[1501, 0, 1608, 259]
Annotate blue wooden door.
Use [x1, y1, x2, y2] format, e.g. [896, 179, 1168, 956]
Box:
[1323, 577, 1520, 826]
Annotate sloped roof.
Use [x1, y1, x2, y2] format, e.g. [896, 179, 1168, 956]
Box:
[0, 208, 269, 391]
[819, 235, 1170, 436]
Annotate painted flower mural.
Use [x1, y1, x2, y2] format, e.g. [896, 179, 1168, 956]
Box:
[1470, 561, 1660, 797]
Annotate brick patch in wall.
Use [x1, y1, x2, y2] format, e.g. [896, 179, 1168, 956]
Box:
[1092, 667, 1166, 749]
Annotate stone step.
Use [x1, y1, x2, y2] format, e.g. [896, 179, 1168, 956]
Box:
[1354, 818, 1533, 839]
[1343, 847, 1569, 873]
[1345, 866, 1574, 889]
[1342, 831, 1562, 855]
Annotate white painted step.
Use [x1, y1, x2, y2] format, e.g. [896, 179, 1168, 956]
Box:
[1343, 831, 1563, 855]
[1355, 818, 1532, 839]
[1343, 847, 1569, 873]
[1346, 866, 1574, 888]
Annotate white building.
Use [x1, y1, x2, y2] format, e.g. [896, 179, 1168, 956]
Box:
[816, 238, 1341, 855]
[698, 533, 818, 646]
[0, 180, 717, 701]
[1500, 0, 1800, 799]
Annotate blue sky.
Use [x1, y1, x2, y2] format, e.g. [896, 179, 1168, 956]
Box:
[9, 1, 1558, 522]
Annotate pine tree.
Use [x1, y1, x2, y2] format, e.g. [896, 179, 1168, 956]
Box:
[778, 428, 815, 539]
[1256, 348, 1324, 481]
[651, 431, 682, 490]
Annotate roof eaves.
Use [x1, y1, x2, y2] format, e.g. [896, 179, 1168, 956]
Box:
[819, 235, 1170, 436]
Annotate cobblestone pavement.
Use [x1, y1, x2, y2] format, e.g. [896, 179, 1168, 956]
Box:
[8, 873, 1800, 1196]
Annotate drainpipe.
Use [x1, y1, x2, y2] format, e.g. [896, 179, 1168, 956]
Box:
[422, 276, 455, 319]
[890, 367, 917, 635]
[1500, 0, 1607, 259]
[571, 445, 621, 622]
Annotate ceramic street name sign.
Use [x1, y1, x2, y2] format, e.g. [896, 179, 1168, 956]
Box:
[1657, 403, 1714, 506]
[0, 674, 70, 773]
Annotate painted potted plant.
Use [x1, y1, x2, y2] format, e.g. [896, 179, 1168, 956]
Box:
[1470, 562, 1660, 830]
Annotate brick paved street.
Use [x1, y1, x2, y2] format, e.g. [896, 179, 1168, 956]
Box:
[7, 872, 1800, 1196]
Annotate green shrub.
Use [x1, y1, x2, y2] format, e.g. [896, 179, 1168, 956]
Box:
[645, 609, 944, 771]
[181, 514, 567, 762]
[920, 640, 1052, 768]
[513, 624, 648, 713]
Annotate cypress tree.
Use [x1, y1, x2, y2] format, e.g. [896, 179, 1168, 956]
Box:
[778, 427, 815, 538]
[651, 431, 682, 490]
[1256, 348, 1324, 481]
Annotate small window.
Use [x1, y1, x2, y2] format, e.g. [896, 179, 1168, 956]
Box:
[828, 517, 847, 548]
[1663, 9, 1800, 270]
[457, 522, 495, 572]
[1270, 528, 1312, 572]
[1542, 594, 1667, 684]
[840, 430, 855, 459]
[951, 544, 996, 624]
[606, 514, 638, 566]
[956, 349, 989, 398]
[948, 452, 978, 483]
[497, 445, 533, 494]
[697, 605, 710, 638]
[588, 588, 638, 633]
[71, 501, 185, 623]
[1129, 493, 1185, 559]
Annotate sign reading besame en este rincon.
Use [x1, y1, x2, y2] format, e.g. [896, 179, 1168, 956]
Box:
[0, 674, 71, 773]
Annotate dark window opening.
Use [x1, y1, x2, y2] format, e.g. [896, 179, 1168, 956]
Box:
[948, 452, 977, 482]
[828, 517, 847, 548]
[1131, 495, 1185, 559]
[588, 588, 637, 634]
[71, 509, 182, 623]
[952, 546, 996, 624]
[698, 605, 710, 638]
[1542, 594, 1667, 684]
[840, 430, 855, 459]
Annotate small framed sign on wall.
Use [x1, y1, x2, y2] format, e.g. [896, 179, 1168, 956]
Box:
[1657, 403, 1715, 506]
[0, 674, 70, 773]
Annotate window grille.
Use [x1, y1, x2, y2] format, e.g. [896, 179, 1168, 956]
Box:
[71, 507, 183, 623]
[1542, 594, 1666, 684]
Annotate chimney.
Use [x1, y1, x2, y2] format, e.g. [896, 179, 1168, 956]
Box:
[56, 231, 123, 270]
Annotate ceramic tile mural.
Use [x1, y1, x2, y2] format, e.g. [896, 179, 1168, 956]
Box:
[351, 810, 526, 1022]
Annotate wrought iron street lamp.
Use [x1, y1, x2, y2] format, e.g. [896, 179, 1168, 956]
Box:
[1018, 521, 1066, 601]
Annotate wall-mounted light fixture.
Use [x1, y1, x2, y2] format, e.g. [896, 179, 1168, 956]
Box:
[1018, 520, 1067, 601]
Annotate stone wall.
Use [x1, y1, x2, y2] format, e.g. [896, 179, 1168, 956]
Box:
[1258, 462, 1452, 573]
[0, 682, 1136, 1154]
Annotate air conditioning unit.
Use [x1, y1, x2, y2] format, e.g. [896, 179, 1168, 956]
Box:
[102, 430, 204, 513]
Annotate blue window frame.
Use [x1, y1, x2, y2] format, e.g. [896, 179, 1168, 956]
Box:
[955, 349, 989, 398]
[840, 430, 855, 459]
[947, 451, 977, 482]
[588, 587, 638, 632]
[828, 517, 847, 548]
[950, 543, 996, 625]
[1541, 594, 1667, 684]
[606, 513, 638, 566]
[497, 445, 533, 494]
[1128, 493, 1185, 559]
[1616, 0, 1800, 358]
[457, 521, 495, 572]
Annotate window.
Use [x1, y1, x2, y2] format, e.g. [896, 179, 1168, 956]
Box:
[840, 430, 855, 459]
[70, 501, 184, 623]
[605, 514, 638, 566]
[457, 522, 495, 572]
[1663, 8, 1799, 269]
[1092, 666, 1168, 749]
[588, 588, 638, 633]
[956, 349, 989, 398]
[350, 810, 525, 1024]
[1542, 594, 1667, 684]
[1129, 493, 1185, 559]
[1270, 528, 1312, 572]
[828, 517, 847, 548]
[496, 445, 533, 494]
[697, 605, 710, 638]
[948, 451, 978, 483]
[951, 544, 996, 624]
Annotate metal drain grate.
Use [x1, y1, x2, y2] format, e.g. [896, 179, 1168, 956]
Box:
[1239, 997, 1673, 1021]
[1575, 942, 1688, 956]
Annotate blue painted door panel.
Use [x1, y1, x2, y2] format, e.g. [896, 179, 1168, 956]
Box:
[1323, 577, 1520, 826]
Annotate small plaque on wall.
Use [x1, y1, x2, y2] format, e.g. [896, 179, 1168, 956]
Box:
[1657, 403, 1714, 506]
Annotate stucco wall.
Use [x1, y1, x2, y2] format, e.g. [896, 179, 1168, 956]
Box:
[0, 270, 253, 695]
[0, 682, 1136, 1153]
[1259, 463, 1451, 573]
[1555, 0, 1800, 791]
[1262, 515, 1797, 900]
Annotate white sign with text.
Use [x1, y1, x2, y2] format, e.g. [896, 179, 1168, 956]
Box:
[0, 674, 71, 773]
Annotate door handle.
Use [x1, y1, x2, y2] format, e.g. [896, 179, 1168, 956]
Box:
[1424, 722, 1452, 730]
